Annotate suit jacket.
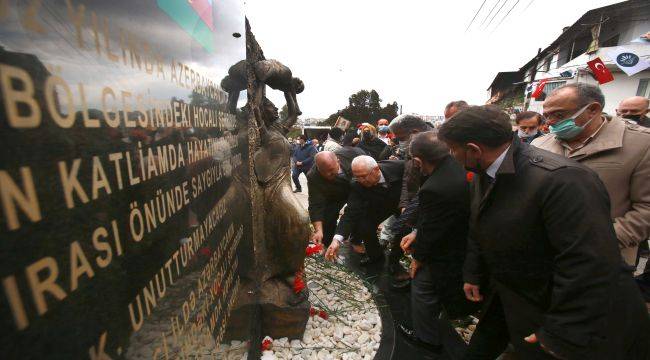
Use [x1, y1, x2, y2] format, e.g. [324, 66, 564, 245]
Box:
[336, 160, 404, 238]
[465, 139, 649, 359]
[306, 163, 352, 222]
[413, 155, 470, 265]
[532, 117, 650, 265]
[413, 156, 474, 318]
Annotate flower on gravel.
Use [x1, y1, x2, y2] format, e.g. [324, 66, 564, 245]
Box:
[293, 271, 305, 294]
[261, 336, 273, 351]
[306, 243, 324, 257]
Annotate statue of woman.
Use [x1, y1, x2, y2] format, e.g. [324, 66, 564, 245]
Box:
[252, 77, 310, 302]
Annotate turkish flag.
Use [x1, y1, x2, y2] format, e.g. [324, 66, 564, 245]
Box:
[531, 79, 548, 99]
[587, 57, 614, 84]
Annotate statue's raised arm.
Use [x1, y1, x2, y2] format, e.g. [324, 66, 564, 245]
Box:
[254, 59, 304, 135]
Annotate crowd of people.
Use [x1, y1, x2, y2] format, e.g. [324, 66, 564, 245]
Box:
[291, 84, 650, 359]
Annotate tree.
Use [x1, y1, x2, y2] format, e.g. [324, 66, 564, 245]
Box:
[279, 104, 289, 121]
[321, 89, 399, 127]
[368, 90, 382, 122]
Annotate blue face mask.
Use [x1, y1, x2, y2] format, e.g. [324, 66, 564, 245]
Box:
[549, 104, 595, 140]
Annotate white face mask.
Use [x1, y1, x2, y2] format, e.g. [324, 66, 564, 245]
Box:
[517, 128, 536, 138]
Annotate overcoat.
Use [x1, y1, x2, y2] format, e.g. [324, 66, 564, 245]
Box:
[464, 139, 650, 359]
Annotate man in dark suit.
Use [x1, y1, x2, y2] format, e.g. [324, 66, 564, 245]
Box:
[325, 155, 404, 264]
[307, 151, 359, 247]
[438, 105, 650, 360]
[397, 131, 476, 352]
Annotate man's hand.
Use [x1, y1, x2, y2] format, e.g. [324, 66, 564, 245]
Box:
[463, 283, 483, 302]
[325, 239, 340, 261]
[525, 333, 563, 359]
[400, 232, 417, 254]
[524, 334, 538, 344]
[311, 230, 323, 244]
[409, 259, 420, 278]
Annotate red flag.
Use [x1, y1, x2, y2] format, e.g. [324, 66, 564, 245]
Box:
[587, 57, 614, 84]
[531, 79, 548, 99]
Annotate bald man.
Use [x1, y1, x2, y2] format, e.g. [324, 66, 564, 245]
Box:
[444, 100, 469, 120]
[307, 151, 359, 247]
[617, 96, 650, 128]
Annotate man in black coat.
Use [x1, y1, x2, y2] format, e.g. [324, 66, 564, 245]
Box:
[397, 131, 476, 351]
[438, 105, 650, 360]
[325, 156, 404, 264]
[307, 151, 359, 247]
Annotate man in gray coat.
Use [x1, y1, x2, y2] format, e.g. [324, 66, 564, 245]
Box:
[532, 84, 650, 267]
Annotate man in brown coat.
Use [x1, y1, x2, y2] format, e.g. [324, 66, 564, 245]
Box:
[532, 83, 650, 267]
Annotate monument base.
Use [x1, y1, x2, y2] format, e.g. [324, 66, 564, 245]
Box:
[259, 277, 310, 340]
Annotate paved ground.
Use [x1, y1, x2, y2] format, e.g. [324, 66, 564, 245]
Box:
[291, 173, 456, 360]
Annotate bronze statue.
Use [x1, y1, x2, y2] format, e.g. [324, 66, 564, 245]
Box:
[221, 55, 311, 340]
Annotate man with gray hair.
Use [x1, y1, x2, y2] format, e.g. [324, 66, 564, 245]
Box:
[325, 155, 405, 265]
[533, 83, 650, 268]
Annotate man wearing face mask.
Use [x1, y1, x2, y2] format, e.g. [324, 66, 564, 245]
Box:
[616, 96, 650, 128]
[373, 115, 435, 289]
[532, 84, 650, 268]
[358, 123, 390, 161]
[396, 131, 477, 352]
[515, 111, 545, 143]
[439, 105, 650, 360]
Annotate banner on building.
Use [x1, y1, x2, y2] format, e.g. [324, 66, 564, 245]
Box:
[606, 47, 650, 76]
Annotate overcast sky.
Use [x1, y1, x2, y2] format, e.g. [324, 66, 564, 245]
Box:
[246, 0, 623, 119]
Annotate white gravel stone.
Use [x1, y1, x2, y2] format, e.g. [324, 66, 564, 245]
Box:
[214, 257, 382, 359]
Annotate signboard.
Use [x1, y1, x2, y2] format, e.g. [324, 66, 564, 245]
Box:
[334, 116, 351, 131]
[0, 1, 252, 358]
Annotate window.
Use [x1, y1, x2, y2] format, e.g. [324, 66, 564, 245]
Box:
[637, 79, 650, 97]
[570, 35, 591, 61]
[543, 57, 551, 72]
[601, 34, 619, 48]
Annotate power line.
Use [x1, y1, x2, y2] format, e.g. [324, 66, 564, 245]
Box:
[466, 0, 488, 32]
[480, 0, 502, 27]
[492, 0, 520, 32]
[523, 0, 535, 12]
[485, 0, 509, 29]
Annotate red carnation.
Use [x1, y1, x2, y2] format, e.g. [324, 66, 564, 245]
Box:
[309, 307, 318, 316]
[199, 247, 212, 258]
[466, 172, 475, 182]
[261, 337, 273, 351]
[293, 271, 305, 294]
[318, 310, 329, 320]
[306, 243, 324, 257]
